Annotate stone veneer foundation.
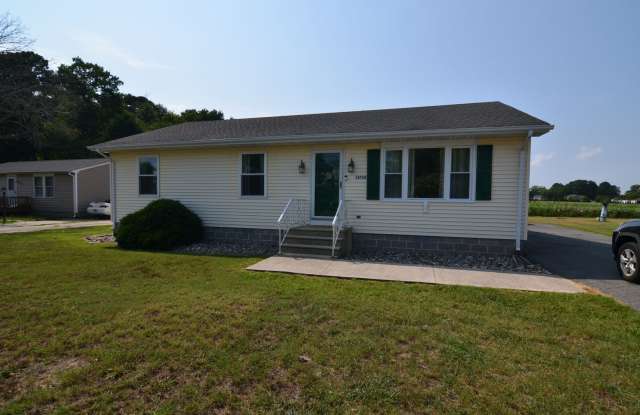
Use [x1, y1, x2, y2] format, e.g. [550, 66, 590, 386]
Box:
[352, 232, 518, 256]
[204, 226, 518, 256]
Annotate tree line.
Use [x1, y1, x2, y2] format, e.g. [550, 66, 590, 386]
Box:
[0, 13, 223, 163]
[530, 181, 640, 202]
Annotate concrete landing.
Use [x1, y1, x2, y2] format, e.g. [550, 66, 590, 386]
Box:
[247, 256, 584, 294]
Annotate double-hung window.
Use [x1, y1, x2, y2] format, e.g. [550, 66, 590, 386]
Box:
[380, 145, 474, 200]
[138, 156, 159, 196]
[383, 150, 403, 198]
[241, 153, 266, 197]
[33, 175, 54, 198]
[450, 148, 471, 199]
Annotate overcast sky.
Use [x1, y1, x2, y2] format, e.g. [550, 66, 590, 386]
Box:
[7, 0, 640, 191]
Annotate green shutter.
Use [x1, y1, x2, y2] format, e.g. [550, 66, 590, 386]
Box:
[476, 145, 493, 200]
[367, 149, 381, 200]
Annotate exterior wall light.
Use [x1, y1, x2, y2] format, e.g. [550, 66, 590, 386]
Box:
[347, 158, 355, 173]
[298, 160, 306, 174]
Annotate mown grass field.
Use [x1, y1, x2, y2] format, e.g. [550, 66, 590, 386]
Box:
[530, 201, 640, 218]
[2, 227, 640, 413]
[529, 216, 626, 237]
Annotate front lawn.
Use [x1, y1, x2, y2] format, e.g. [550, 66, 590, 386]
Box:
[529, 216, 626, 237]
[1, 227, 640, 413]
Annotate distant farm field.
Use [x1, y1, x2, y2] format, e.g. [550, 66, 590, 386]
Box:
[529, 201, 640, 218]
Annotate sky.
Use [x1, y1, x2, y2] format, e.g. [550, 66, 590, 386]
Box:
[6, 0, 640, 191]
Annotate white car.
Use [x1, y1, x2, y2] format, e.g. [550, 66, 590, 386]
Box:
[87, 201, 111, 217]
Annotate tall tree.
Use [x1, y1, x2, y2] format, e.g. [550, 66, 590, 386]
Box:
[0, 51, 55, 161]
[179, 108, 224, 122]
[597, 181, 620, 200]
[565, 180, 598, 201]
[529, 185, 547, 199]
[546, 183, 566, 201]
[624, 185, 640, 200]
[0, 12, 33, 52]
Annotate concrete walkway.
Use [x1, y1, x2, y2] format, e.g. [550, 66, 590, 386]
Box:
[0, 219, 111, 234]
[248, 256, 584, 294]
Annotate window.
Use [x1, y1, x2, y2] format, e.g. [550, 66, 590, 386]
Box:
[33, 175, 54, 198]
[138, 156, 158, 195]
[241, 153, 265, 196]
[409, 148, 444, 198]
[383, 150, 402, 198]
[450, 148, 471, 199]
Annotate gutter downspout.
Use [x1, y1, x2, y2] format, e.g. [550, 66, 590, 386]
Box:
[68, 171, 78, 218]
[515, 130, 532, 252]
[95, 149, 116, 230]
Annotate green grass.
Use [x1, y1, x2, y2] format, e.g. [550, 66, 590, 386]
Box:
[2, 227, 640, 413]
[529, 216, 627, 237]
[530, 201, 640, 218]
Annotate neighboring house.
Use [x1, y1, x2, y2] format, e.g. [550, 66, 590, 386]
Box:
[0, 159, 111, 218]
[530, 194, 544, 201]
[89, 101, 553, 256]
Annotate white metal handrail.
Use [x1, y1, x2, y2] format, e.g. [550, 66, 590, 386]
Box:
[331, 199, 346, 257]
[276, 198, 309, 253]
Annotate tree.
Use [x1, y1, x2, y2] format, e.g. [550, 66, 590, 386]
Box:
[105, 111, 143, 140]
[57, 57, 123, 103]
[565, 180, 598, 201]
[0, 51, 55, 161]
[0, 12, 33, 52]
[529, 185, 547, 199]
[179, 108, 224, 122]
[546, 183, 566, 201]
[597, 181, 620, 200]
[625, 185, 640, 200]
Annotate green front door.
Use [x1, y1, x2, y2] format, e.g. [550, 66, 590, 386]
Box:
[314, 152, 341, 217]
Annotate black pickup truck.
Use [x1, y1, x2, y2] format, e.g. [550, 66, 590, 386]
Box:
[612, 220, 640, 282]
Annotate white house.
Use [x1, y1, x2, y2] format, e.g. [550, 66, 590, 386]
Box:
[89, 102, 553, 257]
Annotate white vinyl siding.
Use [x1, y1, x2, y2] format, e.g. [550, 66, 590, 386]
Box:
[111, 136, 530, 241]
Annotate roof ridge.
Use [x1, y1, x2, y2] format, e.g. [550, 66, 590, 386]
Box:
[208, 101, 505, 123]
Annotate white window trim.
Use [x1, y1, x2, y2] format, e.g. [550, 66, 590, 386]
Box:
[380, 144, 477, 202]
[137, 155, 160, 197]
[239, 152, 267, 198]
[33, 174, 55, 199]
[449, 145, 476, 201]
[381, 148, 404, 199]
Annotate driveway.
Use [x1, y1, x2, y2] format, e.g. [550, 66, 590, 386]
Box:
[0, 219, 111, 234]
[527, 223, 640, 310]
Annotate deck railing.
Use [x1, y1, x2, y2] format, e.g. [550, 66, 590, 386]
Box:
[0, 196, 32, 214]
[276, 199, 310, 253]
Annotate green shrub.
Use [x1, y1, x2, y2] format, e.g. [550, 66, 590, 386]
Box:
[115, 199, 203, 250]
[529, 201, 640, 218]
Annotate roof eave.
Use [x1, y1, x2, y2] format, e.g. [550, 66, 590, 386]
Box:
[88, 124, 554, 153]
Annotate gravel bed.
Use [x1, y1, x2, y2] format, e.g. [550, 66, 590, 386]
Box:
[346, 251, 551, 274]
[84, 234, 115, 244]
[174, 241, 277, 257]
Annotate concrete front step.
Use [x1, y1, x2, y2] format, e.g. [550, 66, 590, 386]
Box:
[281, 243, 341, 257]
[287, 227, 334, 238]
[285, 235, 341, 247]
[280, 225, 351, 258]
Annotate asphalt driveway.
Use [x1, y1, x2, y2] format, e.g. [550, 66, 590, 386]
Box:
[527, 223, 640, 310]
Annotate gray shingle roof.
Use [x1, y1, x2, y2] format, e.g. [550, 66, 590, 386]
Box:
[0, 158, 109, 174]
[91, 101, 552, 151]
